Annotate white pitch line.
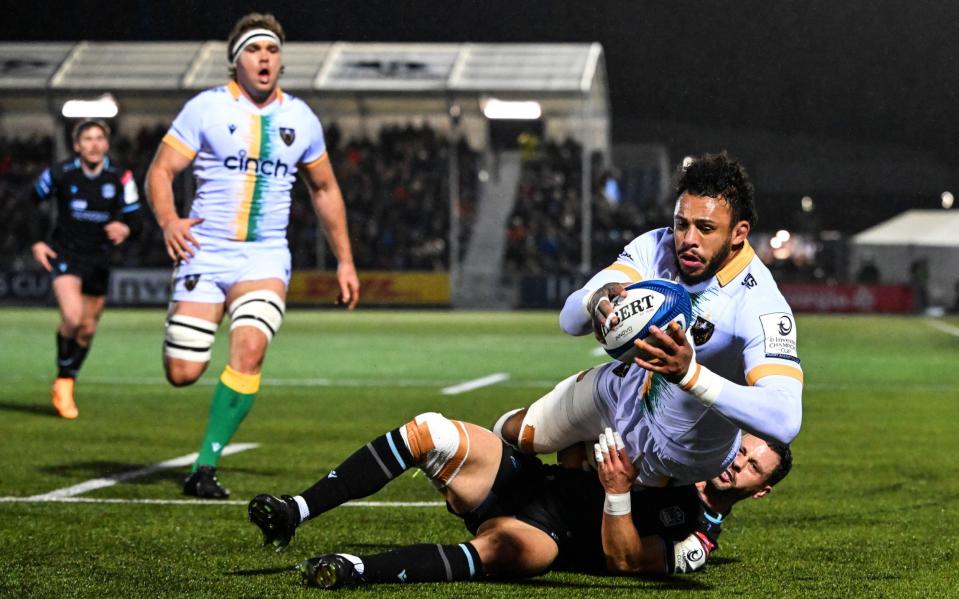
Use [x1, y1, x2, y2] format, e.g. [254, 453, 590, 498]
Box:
[441, 373, 510, 395]
[0, 497, 443, 507]
[66, 376, 548, 389]
[25, 443, 259, 500]
[926, 319, 959, 338]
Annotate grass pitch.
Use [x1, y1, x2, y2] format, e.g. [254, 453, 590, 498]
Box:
[0, 308, 957, 597]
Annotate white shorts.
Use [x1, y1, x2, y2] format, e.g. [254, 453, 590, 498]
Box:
[519, 368, 610, 454]
[171, 237, 291, 304]
[519, 367, 707, 487]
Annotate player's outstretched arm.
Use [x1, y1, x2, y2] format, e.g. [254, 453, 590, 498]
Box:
[301, 157, 359, 309]
[146, 143, 201, 262]
[634, 324, 802, 445]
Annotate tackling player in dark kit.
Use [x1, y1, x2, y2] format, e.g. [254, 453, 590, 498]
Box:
[29, 119, 142, 419]
[248, 413, 791, 589]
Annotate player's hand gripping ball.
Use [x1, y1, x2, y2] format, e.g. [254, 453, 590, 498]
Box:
[599, 279, 692, 363]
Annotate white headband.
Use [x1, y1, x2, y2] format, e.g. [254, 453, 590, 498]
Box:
[230, 28, 282, 64]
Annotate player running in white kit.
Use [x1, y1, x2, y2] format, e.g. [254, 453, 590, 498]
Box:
[145, 13, 359, 498]
[496, 153, 803, 487]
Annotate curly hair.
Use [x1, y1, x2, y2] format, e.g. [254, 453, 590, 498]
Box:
[676, 152, 757, 228]
[226, 13, 286, 79]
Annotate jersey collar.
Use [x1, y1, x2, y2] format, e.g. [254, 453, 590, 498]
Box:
[715, 239, 755, 287]
[227, 80, 284, 106]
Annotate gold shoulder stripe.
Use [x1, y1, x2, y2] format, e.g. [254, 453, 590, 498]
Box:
[605, 263, 642, 282]
[302, 151, 329, 169]
[227, 80, 242, 100]
[162, 133, 197, 160]
[716, 240, 756, 287]
[746, 364, 804, 385]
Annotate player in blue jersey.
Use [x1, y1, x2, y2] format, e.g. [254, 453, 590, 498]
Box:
[145, 13, 360, 498]
[496, 153, 803, 487]
[247, 413, 790, 588]
[29, 119, 142, 418]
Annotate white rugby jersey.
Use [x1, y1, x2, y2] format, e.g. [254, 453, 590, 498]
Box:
[162, 81, 327, 242]
[562, 227, 803, 477]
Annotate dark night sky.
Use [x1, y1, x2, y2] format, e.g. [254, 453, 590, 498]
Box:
[5, 1, 959, 161]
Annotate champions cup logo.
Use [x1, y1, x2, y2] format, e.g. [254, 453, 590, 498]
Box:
[223, 150, 290, 177]
[778, 315, 793, 336]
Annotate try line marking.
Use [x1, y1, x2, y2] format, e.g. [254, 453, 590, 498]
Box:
[25, 443, 260, 500]
[441, 373, 510, 395]
[0, 497, 444, 507]
[926, 319, 959, 338]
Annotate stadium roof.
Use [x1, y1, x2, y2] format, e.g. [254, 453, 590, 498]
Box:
[0, 41, 606, 96]
[851, 210, 959, 248]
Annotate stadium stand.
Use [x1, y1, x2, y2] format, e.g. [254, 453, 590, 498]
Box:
[2, 124, 481, 272]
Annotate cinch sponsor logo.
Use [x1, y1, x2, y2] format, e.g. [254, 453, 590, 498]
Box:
[224, 150, 290, 177]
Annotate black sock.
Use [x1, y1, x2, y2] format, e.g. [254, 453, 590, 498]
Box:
[359, 543, 483, 583]
[299, 427, 413, 520]
[57, 333, 92, 378]
[56, 333, 79, 378]
[72, 343, 90, 376]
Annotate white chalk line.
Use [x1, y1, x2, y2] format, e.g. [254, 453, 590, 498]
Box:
[0, 497, 444, 507]
[926, 319, 959, 338]
[5, 375, 553, 390]
[26, 443, 260, 500]
[441, 373, 510, 395]
[3, 375, 956, 393]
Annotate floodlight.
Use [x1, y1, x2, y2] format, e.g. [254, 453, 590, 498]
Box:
[482, 98, 541, 120]
[62, 94, 119, 119]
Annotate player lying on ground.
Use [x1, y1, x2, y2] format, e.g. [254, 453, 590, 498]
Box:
[497, 152, 803, 488]
[248, 412, 791, 588]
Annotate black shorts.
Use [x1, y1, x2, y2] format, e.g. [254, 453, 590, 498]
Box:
[50, 251, 111, 296]
[455, 445, 609, 573]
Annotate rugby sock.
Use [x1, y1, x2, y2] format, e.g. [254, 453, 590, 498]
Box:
[356, 543, 484, 583]
[56, 333, 79, 378]
[192, 366, 259, 471]
[72, 342, 91, 376]
[56, 333, 92, 378]
[297, 428, 412, 521]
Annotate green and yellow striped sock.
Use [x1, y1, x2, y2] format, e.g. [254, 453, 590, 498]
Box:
[192, 365, 260, 471]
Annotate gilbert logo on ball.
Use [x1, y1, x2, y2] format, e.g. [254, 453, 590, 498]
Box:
[600, 279, 693, 363]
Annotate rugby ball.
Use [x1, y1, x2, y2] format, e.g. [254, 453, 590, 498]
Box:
[600, 279, 693, 363]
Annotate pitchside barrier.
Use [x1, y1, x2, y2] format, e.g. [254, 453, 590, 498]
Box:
[0, 269, 450, 307]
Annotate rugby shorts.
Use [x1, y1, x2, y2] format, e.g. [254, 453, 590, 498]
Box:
[171, 236, 291, 303]
[50, 251, 111, 296]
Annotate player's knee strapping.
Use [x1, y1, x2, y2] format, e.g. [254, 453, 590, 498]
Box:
[164, 315, 217, 362]
[400, 412, 470, 486]
[228, 290, 285, 342]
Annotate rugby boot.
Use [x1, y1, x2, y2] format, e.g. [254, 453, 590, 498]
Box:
[51, 377, 78, 419]
[182, 466, 230, 499]
[299, 554, 365, 589]
[248, 494, 299, 551]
